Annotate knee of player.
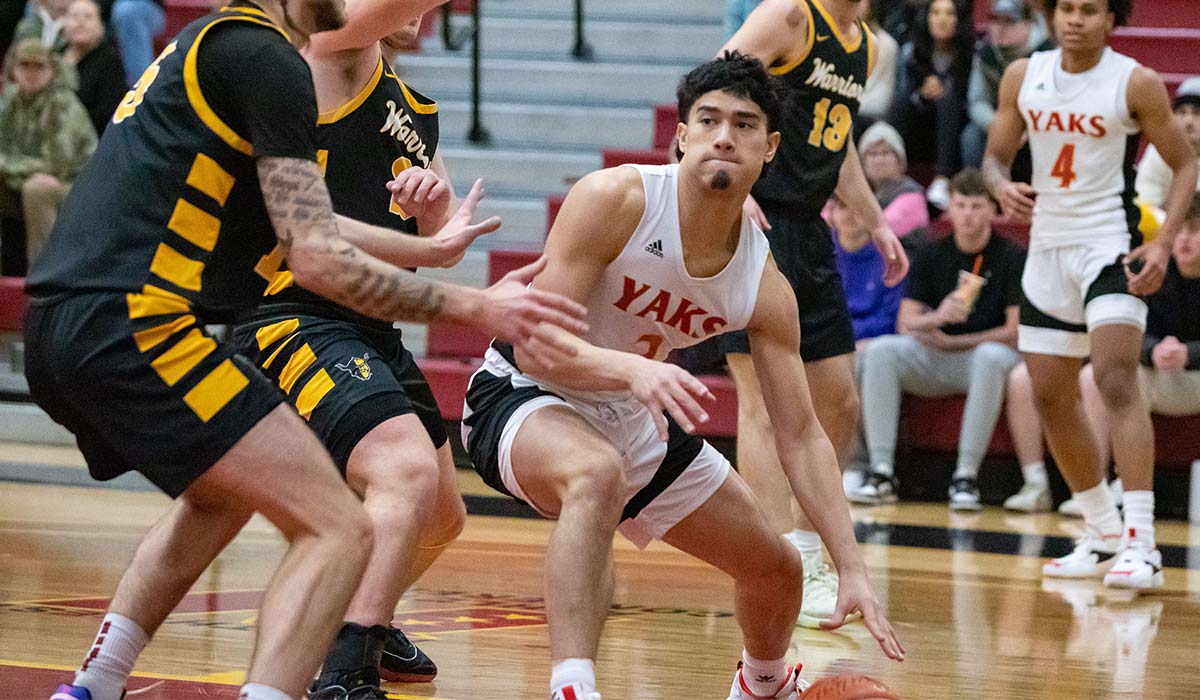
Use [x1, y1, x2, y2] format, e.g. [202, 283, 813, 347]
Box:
[743, 538, 804, 592]
[330, 507, 376, 564]
[1093, 364, 1142, 409]
[562, 453, 627, 520]
[422, 491, 467, 546]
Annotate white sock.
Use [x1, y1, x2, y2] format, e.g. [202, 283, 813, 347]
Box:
[1073, 481, 1123, 538]
[550, 658, 595, 699]
[740, 650, 789, 698]
[73, 613, 148, 700]
[238, 683, 293, 700]
[1021, 462, 1048, 486]
[872, 462, 894, 478]
[784, 530, 822, 558]
[1121, 490, 1155, 548]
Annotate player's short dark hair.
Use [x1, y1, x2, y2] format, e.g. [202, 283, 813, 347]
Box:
[949, 168, 991, 199]
[675, 50, 781, 160]
[1044, 0, 1133, 27]
[1185, 192, 1200, 225]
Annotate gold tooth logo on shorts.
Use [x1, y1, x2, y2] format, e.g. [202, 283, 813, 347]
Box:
[335, 353, 373, 381]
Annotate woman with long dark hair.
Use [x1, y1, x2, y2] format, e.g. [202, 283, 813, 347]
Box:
[891, 0, 976, 208]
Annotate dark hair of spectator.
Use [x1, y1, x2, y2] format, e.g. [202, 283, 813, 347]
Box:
[949, 168, 991, 198]
[1044, 0, 1133, 27]
[912, 0, 975, 87]
[1185, 192, 1200, 224]
[675, 50, 781, 160]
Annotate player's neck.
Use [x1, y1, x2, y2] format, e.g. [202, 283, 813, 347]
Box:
[252, 0, 313, 47]
[1059, 45, 1106, 74]
[820, 0, 860, 35]
[676, 177, 744, 272]
[953, 229, 989, 255]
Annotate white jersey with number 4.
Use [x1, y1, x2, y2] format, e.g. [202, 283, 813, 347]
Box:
[1019, 47, 1142, 252]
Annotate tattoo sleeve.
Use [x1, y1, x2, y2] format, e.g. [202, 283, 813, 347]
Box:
[257, 156, 455, 322]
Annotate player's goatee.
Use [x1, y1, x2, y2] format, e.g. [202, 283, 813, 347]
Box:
[710, 170, 732, 190]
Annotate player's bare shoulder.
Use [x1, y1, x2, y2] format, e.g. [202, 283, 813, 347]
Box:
[746, 254, 800, 338]
[1126, 64, 1172, 121]
[549, 165, 647, 262]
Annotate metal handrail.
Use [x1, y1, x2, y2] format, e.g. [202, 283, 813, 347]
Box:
[573, 0, 593, 60]
[441, 2, 490, 144]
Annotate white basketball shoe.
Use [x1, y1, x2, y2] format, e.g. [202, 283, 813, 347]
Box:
[727, 663, 808, 700]
[1102, 540, 1164, 590]
[1042, 529, 1121, 578]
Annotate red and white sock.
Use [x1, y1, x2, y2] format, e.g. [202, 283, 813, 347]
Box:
[73, 613, 148, 700]
[1122, 490, 1156, 549]
[740, 650, 789, 698]
[550, 658, 595, 700]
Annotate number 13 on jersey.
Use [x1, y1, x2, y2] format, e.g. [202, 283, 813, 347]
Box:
[808, 97, 852, 152]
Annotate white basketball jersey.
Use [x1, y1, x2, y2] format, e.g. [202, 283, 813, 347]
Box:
[582, 163, 770, 359]
[1019, 48, 1142, 251]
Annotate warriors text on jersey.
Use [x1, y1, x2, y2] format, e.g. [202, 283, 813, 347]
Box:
[752, 0, 873, 214]
[251, 53, 440, 327]
[1019, 47, 1142, 251]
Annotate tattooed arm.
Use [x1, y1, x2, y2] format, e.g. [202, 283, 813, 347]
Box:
[257, 157, 588, 350]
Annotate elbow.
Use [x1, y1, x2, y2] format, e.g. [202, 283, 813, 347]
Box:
[284, 245, 329, 294]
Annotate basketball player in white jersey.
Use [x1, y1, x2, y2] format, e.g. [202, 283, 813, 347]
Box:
[983, 0, 1197, 590]
[461, 53, 904, 700]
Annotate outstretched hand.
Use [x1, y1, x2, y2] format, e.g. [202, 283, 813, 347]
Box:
[628, 359, 715, 440]
[478, 257, 590, 368]
[388, 166, 452, 229]
[401, 178, 501, 268]
[820, 569, 906, 662]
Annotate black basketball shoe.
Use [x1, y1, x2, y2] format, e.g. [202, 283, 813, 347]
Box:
[308, 665, 388, 700]
[379, 626, 438, 682]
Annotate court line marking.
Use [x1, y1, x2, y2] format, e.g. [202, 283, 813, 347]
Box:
[0, 660, 467, 700]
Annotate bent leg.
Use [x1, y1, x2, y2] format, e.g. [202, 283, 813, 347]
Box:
[1089, 324, 1153, 493]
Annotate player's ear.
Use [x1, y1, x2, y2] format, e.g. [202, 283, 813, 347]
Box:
[675, 121, 689, 156]
[764, 130, 781, 163]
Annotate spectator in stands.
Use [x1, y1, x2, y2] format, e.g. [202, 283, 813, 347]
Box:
[832, 193, 907, 343]
[63, 0, 125, 136]
[892, 0, 974, 211]
[1137, 77, 1200, 213]
[110, 0, 164, 85]
[11, 0, 71, 54]
[0, 38, 96, 270]
[857, 0, 899, 135]
[722, 0, 761, 39]
[961, 0, 1054, 168]
[850, 169, 1024, 510]
[878, 0, 924, 46]
[859, 121, 930, 243]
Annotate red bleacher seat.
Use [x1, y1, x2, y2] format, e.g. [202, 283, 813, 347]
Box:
[0, 276, 26, 332]
[1110, 28, 1200, 76]
[653, 105, 679, 151]
[424, 250, 543, 360]
[929, 214, 1031, 248]
[1129, 0, 1200, 29]
[601, 148, 671, 170]
[546, 193, 566, 236]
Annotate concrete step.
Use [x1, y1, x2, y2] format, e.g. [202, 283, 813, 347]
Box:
[441, 145, 598, 197]
[480, 0, 725, 22]
[437, 101, 653, 151]
[395, 55, 686, 108]
[427, 16, 721, 64]
[473, 195, 548, 247]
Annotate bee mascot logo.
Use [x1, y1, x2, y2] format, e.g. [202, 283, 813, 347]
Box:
[336, 353, 373, 381]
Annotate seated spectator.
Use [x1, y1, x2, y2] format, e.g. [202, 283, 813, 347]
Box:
[831, 193, 907, 342]
[850, 169, 1023, 509]
[723, 0, 761, 39]
[878, 0, 924, 46]
[856, 0, 899, 135]
[110, 0, 164, 85]
[12, 0, 70, 54]
[1137, 77, 1200, 214]
[891, 0, 975, 210]
[961, 0, 1054, 169]
[63, 0, 124, 136]
[0, 38, 96, 271]
[859, 121, 930, 242]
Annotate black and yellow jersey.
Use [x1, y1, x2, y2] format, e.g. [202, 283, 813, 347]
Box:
[752, 0, 872, 215]
[247, 53, 440, 328]
[27, 4, 316, 323]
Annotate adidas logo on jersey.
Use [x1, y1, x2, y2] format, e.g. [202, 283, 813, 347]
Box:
[644, 239, 664, 258]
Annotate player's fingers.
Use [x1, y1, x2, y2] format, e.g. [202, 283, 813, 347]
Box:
[526, 287, 590, 323]
[464, 216, 502, 240]
[503, 256, 548, 284]
[413, 173, 438, 203]
[655, 390, 698, 434]
[648, 406, 669, 441]
[818, 608, 848, 631]
[682, 373, 716, 403]
[460, 178, 486, 210]
[427, 179, 450, 204]
[669, 381, 709, 426]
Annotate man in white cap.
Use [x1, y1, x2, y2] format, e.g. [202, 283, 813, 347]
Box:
[1137, 76, 1200, 211]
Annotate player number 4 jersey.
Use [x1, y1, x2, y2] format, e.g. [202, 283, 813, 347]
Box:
[1020, 48, 1143, 251]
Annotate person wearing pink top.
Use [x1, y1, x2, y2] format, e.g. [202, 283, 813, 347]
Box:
[859, 122, 930, 244]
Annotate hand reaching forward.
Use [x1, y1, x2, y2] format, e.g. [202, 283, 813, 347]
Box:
[820, 568, 906, 662]
[476, 257, 590, 368]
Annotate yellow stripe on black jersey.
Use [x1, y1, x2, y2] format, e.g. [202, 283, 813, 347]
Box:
[248, 52, 441, 329]
[28, 6, 295, 324]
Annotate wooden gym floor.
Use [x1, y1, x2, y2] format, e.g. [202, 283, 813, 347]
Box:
[2, 462, 1199, 700]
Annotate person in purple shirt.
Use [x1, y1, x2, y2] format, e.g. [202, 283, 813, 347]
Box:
[831, 193, 907, 343]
